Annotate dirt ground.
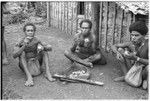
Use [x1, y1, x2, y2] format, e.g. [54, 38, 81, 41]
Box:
[2, 23, 148, 99]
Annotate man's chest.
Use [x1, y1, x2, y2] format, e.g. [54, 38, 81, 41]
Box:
[24, 39, 39, 53]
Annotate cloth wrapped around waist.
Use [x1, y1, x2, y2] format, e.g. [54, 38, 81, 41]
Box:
[27, 57, 41, 76]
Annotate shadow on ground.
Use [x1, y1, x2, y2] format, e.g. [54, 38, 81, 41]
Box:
[2, 23, 148, 99]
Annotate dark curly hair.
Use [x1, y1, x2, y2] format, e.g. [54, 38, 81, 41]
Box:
[23, 23, 36, 32]
[80, 19, 92, 29]
[129, 21, 148, 36]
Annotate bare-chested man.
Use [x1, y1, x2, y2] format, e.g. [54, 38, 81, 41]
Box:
[13, 23, 55, 87]
[64, 19, 107, 76]
[111, 21, 148, 89]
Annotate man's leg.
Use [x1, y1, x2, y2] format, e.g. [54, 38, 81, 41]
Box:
[114, 48, 131, 82]
[64, 50, 92, 67]
[2, 39, 9, 65]
[19, 52, 34, 86]
[2, 26, 9, 65]
[142, 65, 148, 90]
[89, 53, 107, 65]
[42, 51, 55, 82]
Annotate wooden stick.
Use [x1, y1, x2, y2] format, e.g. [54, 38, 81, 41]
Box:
[53, 74, 104, 86]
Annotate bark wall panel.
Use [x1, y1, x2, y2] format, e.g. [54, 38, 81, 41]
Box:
[107, 2, 116, 52]
[114, 5, 123, 44]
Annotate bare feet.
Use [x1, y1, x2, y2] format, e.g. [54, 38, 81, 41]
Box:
[142, 80, 148, 90]
[3, 58, 9, 65]
[114, 76, 125, 82]
[25, 78, 34, 87]
[82, 60, 93, 68]
[45, 73, 56, 82]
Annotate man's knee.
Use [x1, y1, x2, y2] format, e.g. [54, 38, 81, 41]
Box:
[43, 44, 52, 51]
[64, 50, 71, 57]
[18, 58, 24, 72]
[20, 52, 26, 59]
[96, 54, 107, 65]
[99, 56, 107, 65]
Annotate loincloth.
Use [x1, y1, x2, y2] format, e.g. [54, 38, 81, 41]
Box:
[27, 57, 41, 76]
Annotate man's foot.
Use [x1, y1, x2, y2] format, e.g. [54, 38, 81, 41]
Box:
[142, 80, 148, 90]
[114, 76, 125, 82]
[3, 58, 9, 65]
[61, 81, 69, 85]
[45, 73, 56, 82]
[25, 78, 34, 87]
[83, 60, 93, 68]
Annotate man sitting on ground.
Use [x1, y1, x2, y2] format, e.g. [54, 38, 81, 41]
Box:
[111, 21, 148, 89]
[13, 23, 55, 87]
[64, 19, 107, 77]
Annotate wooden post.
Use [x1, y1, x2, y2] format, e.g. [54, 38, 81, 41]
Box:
[47, 2, 51, 27]
[64, 2, 66, 31]
[118, 8, 123, 43]
[103, 2, 108, 51]
[71, 2, 73, 35]
[57, 2, 59, 28]
[62, 2, 64, 31]
[111, 3, 116, 45]
[60, 2, 62, 30]
[66, 2, 69, 34]
[91, 2, 100, 48]
[125, 12, 132, 42]
[54, 2, 56, 27]
[99, 2, 103, 48]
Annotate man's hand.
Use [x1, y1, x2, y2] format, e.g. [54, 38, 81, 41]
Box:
[116, 52, 124, 62]
[123, 52, 137, 61]
[37, 44, 44, 52]
[83, 59, 93, 68]
[23, 37, 31, 45]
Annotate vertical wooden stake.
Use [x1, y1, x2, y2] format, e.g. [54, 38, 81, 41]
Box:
[111, 3, 116, 45]
[47, 2, 51, 27]
[104, 2, 108, 51]
[99, 2, 103, 48]
[118, 8, 123, 43]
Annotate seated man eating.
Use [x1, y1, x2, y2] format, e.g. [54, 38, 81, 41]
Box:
[13, 23, 55, 87]
[111, 21, 148, 89]
[64, 19, 107, 77]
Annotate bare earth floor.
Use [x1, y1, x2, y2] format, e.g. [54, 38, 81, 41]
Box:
[2, 23, 148, 99]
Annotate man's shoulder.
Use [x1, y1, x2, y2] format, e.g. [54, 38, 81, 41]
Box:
[17, 37, 25, 43]
[73, 32, 82, 41]
[15, 37, 25, 47]
[74, 32, 82, 38]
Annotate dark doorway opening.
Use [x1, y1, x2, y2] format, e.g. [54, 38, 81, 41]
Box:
[77, 2, 85, 15]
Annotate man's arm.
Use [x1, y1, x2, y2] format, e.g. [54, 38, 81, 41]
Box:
[12, 38, 29, 58]
[84, 34, 99, 62]
[70, 33, 81, 52]
[137, 58, 149, 65]
[13, 43, 26, 59]
[111, 42, 131, 54]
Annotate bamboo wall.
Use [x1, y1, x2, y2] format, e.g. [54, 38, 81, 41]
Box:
[49, 2, 139, 52]
[50, 2, 77, 35]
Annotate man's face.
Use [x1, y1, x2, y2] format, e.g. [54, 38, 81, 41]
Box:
[25, 26, 35, 39]
[131, 31, 143, 45]
[81, 22, 91, 36]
